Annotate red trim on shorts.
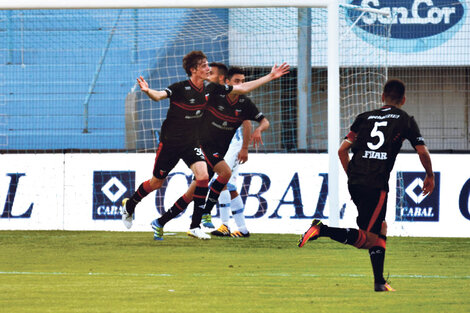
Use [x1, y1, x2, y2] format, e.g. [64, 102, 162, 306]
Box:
[366, 190, 387, 232]
[201, 148, 214, 169]
[153, 142, 163, 172]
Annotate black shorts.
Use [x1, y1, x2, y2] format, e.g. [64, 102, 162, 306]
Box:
[200, 143, 228, 170]
[348, 184, 388, 235]
[152, 142, 205, 179]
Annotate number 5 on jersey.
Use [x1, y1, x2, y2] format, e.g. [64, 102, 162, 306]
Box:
[367, 121, 388, 150]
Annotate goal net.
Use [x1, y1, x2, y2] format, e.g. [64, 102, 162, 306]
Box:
[0, 4, 394, 230]
[0, 6, 390, 153]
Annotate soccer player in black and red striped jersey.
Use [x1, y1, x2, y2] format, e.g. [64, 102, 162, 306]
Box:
[154, 64, 271, 240]
[122, 51, 289, 240]
[298, 79, 434, 292]
[200, 66, 269, 227]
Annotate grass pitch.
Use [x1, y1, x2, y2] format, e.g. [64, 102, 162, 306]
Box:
[1, 231, 469, 313]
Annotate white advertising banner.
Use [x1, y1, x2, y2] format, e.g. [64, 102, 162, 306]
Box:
[0, 153, 469, 237]
[229, 1, 470, 67]
[0, 154, 65, 230]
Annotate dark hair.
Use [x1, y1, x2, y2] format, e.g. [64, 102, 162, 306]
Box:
[227, 66, 245, 81]
[209, 62, 228, 80]
[383, 78, 405, 105]
[182, 51, 207, 76]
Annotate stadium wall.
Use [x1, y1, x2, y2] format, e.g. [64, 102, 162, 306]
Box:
[1, 153, 469, 237]
[1, 9, 228, 150]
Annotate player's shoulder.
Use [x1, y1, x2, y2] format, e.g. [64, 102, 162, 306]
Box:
[361, 106, 409, 119]
[168, 79, 189, 90]
[205, 81, 232, 93]
[238, 94, 252, 103]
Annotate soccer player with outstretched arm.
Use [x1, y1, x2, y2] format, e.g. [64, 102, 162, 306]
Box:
[122, 51, 288, 240]
[150, 64, 273, 240]
[298, 79, 434, 292]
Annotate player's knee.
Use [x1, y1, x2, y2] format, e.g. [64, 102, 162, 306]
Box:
[355, 230, 378, 249]
[149, 177, 164, 190]
[221, 172, 231, 182]
[217, 168, 231, 182]
[195, 172, 209, 182]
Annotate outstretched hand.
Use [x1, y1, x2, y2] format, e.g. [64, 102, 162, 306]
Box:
[137, 76, 149, 93]
[270, 62, 290, 80]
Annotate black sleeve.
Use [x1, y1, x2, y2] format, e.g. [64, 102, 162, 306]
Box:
[405, 116, 426, 147]
[205, 82, 233, 95]
[349, 113, 365, 134]
[165, 81, 183, 99]
[243, 97, 265, 122]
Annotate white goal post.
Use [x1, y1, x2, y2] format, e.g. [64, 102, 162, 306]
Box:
[0, 0, 389, 227]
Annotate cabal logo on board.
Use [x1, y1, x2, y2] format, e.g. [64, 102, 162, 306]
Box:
[347, 0, 466, 52]
[93, 171, 135, 220]
[396, 172, 440, 222]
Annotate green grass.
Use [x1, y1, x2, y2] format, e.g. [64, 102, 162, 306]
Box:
[1, 231, 469, 313]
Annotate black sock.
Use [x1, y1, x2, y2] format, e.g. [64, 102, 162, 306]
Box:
[190, 180, 208, 229]
[369, 246, 386, 284]
[321, 226, 359, 246]
[203, 177, 228, 215]
[127, 181, 151, 215]
[158, 196, 190, 227]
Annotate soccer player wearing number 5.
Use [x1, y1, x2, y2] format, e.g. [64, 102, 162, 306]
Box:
[298, 79, 434, 292]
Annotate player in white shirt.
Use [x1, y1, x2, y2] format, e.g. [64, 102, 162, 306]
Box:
[212, 124, 252, 237]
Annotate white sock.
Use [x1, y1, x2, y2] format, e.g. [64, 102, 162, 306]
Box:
[218, 189, 231, 227]
[231, 195, 248, 233]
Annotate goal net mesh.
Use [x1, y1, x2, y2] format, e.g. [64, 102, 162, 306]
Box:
[0, 7, 390, 153]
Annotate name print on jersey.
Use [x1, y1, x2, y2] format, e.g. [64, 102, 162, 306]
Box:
[362, 150, 388, 160]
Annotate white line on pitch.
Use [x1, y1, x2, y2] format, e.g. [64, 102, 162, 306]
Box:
[0, 271, 172, 277]
[0, 271, 468, 280]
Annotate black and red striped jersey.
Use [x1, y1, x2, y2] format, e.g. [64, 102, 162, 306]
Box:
[346, 105, 425, 190]
[161, 80, 233, 144]
[199, 92, 264, 153]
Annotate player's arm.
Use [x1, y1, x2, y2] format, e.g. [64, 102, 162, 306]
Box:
[408, 117, 434, 195]
[137, 76, 168, 102]
[238, 120, 252, 164]
[338, 139, 353, 174]
[251, 118, 270, 149]
[416, 145, 434, 196]
[230, 63, 290, 95]
[338, 130, 356, 174]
